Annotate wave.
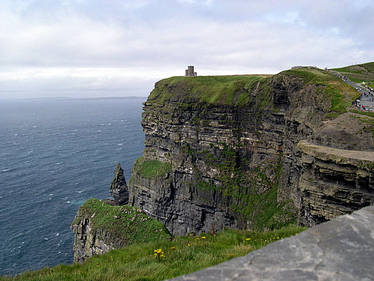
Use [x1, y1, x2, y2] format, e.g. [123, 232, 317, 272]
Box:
[0, 98, 144, 275]
[1, 168, 15, 173]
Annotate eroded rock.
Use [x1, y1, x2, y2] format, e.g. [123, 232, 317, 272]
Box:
[110, 163, 129, 205]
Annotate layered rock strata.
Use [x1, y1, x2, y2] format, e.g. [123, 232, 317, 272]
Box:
[128, 69, 374, 235]
[297, 141, 374, 225]
[110, 163, 129, 205]
[71, 214, 115, 263]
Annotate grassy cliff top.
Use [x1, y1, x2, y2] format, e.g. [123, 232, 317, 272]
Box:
[281, 67, 360, 114]
[147, 74, 272, 106]
[72, 199, 170, 245]
[147, 67, 361, 115]
[332, 62, 374, 83]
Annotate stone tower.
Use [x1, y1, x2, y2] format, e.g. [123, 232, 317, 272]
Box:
[185, 66, 197, 77]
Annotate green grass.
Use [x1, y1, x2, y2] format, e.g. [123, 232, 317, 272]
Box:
[132, 157, 172, 179]
[72, 199, 170, 246]
[148, 67, 362, 115]
[1, 225, 305, 281]
[332, 62, 374, 83]
[282, 67, 361, 114]
[148, 75, 272, 106]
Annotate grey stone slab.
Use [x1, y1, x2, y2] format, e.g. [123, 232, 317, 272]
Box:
[169, 206, 374, 281]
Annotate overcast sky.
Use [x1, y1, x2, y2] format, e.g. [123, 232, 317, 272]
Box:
[0, 0, 373, 98]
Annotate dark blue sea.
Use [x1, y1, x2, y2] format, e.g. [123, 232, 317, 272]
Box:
[0, 97, 145, 276]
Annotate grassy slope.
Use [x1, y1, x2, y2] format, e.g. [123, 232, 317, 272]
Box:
[282, 67, 360, 114]
[72, 199, 170, 246]
[332, 62, 374, 83]
[1, 225, 305, 281]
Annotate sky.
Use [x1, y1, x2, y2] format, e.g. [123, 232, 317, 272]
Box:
[0, 0, 373, 98]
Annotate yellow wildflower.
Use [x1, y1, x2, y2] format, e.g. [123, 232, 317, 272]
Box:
[245, 238, 251, 241]
[201, 236, 206, 239]
[153, 248, 165, 260]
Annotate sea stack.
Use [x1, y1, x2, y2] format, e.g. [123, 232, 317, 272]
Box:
[110, 163, 129, 205]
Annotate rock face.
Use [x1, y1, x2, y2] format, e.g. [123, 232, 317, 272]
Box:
[110, 163, 129, 205]
[128, 68, 374, 236]
[71, 215, 115, 263]
[170, 205, 374, 281]
[297, 141, 374, 225]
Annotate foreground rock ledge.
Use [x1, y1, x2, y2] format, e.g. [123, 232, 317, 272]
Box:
[170, 206, 374, 281]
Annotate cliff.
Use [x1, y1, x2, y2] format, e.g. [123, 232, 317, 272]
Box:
[298, 140, 374, 224]
[128, 67, 374, 236]
[71, 198, 170, 262]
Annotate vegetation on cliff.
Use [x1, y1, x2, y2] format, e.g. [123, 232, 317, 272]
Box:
[192, 145, 297, 231]
[148, 67, 363, 115]
[148, 75, 273, 106]
[134, 64, 373, 236]
[332, 62, 374, 83]
[131, 156, 172, 179]
[282, 67, 360, 115]
[1, 225, 305, 281]
[72, 199, 170, 246]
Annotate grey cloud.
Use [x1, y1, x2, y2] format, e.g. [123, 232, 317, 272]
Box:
[0, 0, 372, 97]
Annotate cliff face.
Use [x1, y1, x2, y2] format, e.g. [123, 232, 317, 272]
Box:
[128, 68, 374, 236]
[298, 141, 374, 225]
[72, 215, 115, 263]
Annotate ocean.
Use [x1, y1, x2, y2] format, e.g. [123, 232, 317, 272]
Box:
[0, 97, 145, 275]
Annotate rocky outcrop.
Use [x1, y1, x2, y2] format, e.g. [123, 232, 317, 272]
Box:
[297, 141, 374, 225]
[110, 163, 129, 205]
[71, 198, 170, 262]
[170, 205, 374, 281]
[128, 68, 374, 236]
[71, 214, 115, 263]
